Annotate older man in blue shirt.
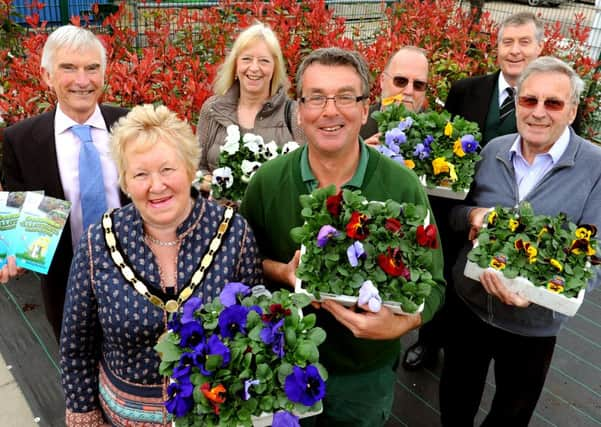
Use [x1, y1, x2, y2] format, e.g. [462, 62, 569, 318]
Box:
[439, 56, 601, 426]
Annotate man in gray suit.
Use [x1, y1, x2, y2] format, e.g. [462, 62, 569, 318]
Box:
[1, 25, 128, 340]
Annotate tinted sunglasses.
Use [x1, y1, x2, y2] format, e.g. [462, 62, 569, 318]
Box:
[384, 72, 427, 91]
[517, 96, 566, 111]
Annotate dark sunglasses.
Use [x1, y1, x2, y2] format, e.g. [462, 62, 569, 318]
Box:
[384, 72, 427, 91]
[517, 96, 566, 111]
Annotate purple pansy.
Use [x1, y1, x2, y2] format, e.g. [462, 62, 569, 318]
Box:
[346, 241, 366, 267]
[413, 143, 431, 160]
[172, 352, 194, 380]
[178, 319, 204, 348]
[260, 318, 286, 358]
[219, 282, 251, 307]
[385, 127, 407, 147]
[358, 280, 382, 313]
[218, 304, 249, 338]
[193, 335, 231, 376]
[461, 134, 479, 153]
[398, 117, 414, 131]
[165, 379, 194, 417]
[243, 379, 260, 400]
[377, 145, 404, 164]
[167, 312, 182, 333]
[181, 297, 202, 324]
[284, 365, 326, 407]
[316, 225, 340, 248]
[423, 135, 434, 147]
[272, 411, 300, 427]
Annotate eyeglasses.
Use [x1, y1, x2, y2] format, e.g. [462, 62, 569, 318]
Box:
[383, 72, 427, 92]
[300, 94, 366, 109]
[517, 96, 566, 112]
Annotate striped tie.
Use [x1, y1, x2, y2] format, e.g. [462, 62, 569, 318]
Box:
[499, 87, 515, 122]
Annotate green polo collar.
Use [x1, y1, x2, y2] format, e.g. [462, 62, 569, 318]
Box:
[300, 141, 369, 192]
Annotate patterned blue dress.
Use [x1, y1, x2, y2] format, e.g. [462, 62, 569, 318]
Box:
[60, 195, 262, 426]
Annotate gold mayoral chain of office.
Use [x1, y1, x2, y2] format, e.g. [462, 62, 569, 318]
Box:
[102, 206, 234, 313]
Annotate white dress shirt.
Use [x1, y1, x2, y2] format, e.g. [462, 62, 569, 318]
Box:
[54, 104, 122, 249]
[498, 73, 514, 107]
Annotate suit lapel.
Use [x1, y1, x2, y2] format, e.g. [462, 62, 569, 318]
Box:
[472, 71, 499, 131]
[33, 110, 66, 200]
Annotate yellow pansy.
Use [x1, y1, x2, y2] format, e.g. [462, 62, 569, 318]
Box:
[508, 218, 519, 232]
[546, 276, 565, 294]
[575, 227, 592, 240]
[432, 157, 450, 175]
[488, 210, 498, 225]
[404, 159, 415, 169]
[453, 139, 466, 157]
[537, 226, 549, 240]
[490, 255, 507, 270]
[448, 162, 458, 182]
[444, 121, 453, 137]
[550, 258, 563, 272]
[381, 93, 404, 107]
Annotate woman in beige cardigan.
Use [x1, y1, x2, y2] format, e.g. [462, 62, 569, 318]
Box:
[197, 22, 304, 191]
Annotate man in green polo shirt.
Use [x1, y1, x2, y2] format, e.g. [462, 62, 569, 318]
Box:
[239, 47, 445, 426]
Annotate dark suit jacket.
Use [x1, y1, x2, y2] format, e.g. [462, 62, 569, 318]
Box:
[444, 70, 499, 136]
[2, 104, 129, 339]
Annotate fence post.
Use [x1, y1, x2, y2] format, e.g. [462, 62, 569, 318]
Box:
[59, 0, 69, 24]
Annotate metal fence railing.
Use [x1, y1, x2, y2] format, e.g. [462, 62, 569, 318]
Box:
[8, 0, 601, 59]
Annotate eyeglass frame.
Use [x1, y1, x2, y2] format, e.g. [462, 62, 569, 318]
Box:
[299, 94, 367, 109]
[382, 71, 428, 92]
[516, 95, 568, 112]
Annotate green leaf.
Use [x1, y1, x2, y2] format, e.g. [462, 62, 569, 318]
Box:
[308, 327, 326, 346]
[154, 336, 182, 363]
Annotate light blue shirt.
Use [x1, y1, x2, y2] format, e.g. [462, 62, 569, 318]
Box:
[510, 127, 570, 201]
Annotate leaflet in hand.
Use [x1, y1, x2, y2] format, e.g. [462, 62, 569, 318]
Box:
[11, 192, 71, 274]
[0, 192, 27, 268]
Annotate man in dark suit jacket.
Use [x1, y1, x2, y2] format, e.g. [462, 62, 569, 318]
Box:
[1, 25, 128, 341]
[403, 12, 545, 370]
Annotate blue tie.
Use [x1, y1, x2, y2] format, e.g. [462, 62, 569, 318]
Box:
[72, 124, 107, 230]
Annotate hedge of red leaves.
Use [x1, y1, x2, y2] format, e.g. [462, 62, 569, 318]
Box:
[0, 0, 599, 140]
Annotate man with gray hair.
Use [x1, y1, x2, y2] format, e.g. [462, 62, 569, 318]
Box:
[2, 25, 128, 340]
[240, 47, 445, 426]
[439, 56, 601, 426]
[360, 46, 429, 145]
[403, 11, 546, 371]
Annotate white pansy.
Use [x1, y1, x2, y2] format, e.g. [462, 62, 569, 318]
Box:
[241, 160, 262, 177]
[281, 141, 300, 154]
[263, 141, 279, 160]
[225, 124, 241, 144]
[212, 167, 234, 189]
[221, 139, 240, 155]
[243, 133, 264, 154]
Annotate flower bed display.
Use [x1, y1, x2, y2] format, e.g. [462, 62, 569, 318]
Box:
[372, 103, 481, 198]
[465, 202, 600, 316]
[204, 125, 299, 202]
[156, 283, 326, 426]
[290, 185, 438, 315]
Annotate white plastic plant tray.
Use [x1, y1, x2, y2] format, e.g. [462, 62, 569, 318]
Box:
[419, 175, 468, 200]
[251, 407, 322, 427]
[295, 246, 424, 316]
[463, 260, 585, 317]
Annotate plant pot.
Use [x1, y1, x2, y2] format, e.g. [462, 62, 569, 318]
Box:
[419, 176, 468, 200]
[463, 260, 585, 316]
[251, 407, 323, 427]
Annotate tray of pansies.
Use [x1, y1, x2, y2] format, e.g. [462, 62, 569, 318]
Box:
[372, 102, 481, 199]
[464, 202, 600, 316]
[155, 283, 326, 427]
[290, 185, 439, 315]
[198, 124, 300, 203]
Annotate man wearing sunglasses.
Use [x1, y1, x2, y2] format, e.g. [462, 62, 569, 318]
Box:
[439, 56, 601, 426]
[403, 11, 545, 372]
[360, 46, 429, 145]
